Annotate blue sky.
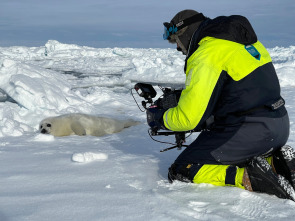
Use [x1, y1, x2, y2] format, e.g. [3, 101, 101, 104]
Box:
[0, 0, 294, 48]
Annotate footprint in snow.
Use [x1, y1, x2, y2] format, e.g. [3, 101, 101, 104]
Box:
[231, 191, 271, 219]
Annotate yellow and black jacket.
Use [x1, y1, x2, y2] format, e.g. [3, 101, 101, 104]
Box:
[163, 15, 286, 132]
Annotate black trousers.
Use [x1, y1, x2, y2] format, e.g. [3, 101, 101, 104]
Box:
[174, 113, 290, 166]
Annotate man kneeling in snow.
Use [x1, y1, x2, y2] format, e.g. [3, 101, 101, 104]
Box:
[147, 9, 295, 200]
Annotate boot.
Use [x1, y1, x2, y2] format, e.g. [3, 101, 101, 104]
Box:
[168, 163, 192, 183]
[273, 145, 295, 189]
[246, 156, 295, 201]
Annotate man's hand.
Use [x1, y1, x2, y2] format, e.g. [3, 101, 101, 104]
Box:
[146, 106, 167, 130]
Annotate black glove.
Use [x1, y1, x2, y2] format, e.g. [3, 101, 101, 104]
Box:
[146, 106, 167, 130]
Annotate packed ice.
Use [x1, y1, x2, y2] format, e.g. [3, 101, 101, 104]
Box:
[1, 40, 295, 220]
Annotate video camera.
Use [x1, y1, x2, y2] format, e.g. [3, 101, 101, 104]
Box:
[131, 83, 194, 152]
[133, 83, 182, 110]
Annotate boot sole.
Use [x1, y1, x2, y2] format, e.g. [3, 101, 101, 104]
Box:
[247, 156, 295, 201]
[280, 145, 295, 188]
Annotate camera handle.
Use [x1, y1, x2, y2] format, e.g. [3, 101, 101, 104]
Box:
[150, 129, 189, 152]
[160, 132, 189, 152]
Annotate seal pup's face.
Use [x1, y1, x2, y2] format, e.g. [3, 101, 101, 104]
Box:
[39, 121, 52, 134]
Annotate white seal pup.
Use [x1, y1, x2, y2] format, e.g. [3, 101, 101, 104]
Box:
[39, 113, 140, 137]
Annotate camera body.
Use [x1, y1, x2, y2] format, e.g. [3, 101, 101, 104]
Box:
[155, 88, 182, 110]
[134, 83, 182, 110]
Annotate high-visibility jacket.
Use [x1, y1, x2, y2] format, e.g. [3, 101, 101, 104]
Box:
[163, 16, 285, 132]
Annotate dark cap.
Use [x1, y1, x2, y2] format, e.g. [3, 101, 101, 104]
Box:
[167, 10, 205, 54]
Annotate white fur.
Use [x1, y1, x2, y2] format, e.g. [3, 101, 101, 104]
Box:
[39, 113, 140, 137]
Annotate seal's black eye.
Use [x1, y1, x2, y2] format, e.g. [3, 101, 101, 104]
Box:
[40, 125, 43, 129]
[47, 124, 51, 127]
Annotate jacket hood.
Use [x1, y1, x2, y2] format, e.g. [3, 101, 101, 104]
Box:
[186, 15, 258, 60]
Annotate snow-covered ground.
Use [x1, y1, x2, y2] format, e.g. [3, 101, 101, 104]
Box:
[0, 40, 295, 220]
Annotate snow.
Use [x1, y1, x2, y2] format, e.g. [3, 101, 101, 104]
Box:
[1, 40, 295, 220]
[72, 152, 108, 163]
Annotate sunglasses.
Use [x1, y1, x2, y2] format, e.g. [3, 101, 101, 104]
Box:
[163, 22, 178, 40]
[163, 13, 206, 40]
